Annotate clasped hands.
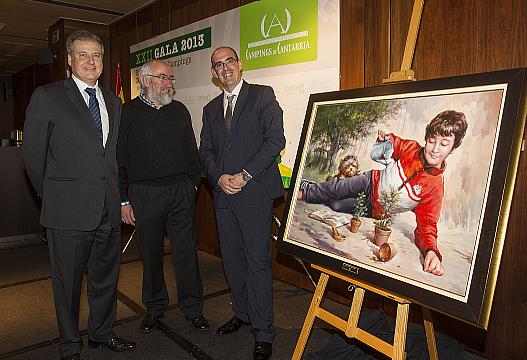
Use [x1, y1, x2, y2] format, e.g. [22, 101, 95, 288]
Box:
[218, 172, 247, 195]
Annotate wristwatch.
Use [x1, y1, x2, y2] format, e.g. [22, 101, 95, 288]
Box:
[242, 169, 252, 182]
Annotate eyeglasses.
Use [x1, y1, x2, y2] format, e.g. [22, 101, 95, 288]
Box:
[148, 74, 176, 82]
[213, 57, 238, 70]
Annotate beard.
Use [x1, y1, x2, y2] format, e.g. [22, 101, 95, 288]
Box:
[147, 86, 174, 106]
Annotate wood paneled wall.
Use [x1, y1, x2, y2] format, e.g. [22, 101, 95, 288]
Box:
[110, 0, 527, 357]
[11, 63, 50, 132]
[47, 19, 111, 86]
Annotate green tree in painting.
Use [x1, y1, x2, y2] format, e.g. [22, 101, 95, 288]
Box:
[307, 100, 400, 173]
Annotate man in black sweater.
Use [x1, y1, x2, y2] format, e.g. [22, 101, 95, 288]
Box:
[117, 59, 208, 332]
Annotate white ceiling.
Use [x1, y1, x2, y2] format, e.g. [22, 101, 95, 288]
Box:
[0, 0, 155, 77]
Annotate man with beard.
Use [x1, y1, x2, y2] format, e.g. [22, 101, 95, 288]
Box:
[117, 60, 209, 332]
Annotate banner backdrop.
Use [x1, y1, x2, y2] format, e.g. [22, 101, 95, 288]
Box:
[129, 0, 339, 169]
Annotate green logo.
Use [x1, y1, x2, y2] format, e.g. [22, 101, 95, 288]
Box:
[240, 0, 318, 70]
[130, 27, 211, 68]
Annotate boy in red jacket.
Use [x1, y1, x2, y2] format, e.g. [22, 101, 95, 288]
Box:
[299, 110, 468, 276]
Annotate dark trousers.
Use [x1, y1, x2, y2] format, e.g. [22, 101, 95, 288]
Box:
[128, 180, 204, 319]
[215, 199, 275, 343]
[47, 202, 120, 356]
[304, 171, 373, 215]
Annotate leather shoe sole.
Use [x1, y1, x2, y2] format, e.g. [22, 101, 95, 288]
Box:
[88, 336, 136, 352]
[216, 316, 250, 336]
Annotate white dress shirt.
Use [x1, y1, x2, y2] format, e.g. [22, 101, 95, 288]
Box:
[71, 74, 110, 147]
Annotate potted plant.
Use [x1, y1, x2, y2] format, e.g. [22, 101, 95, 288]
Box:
[348, 192, 367, 233]
[372, 187, 400, 246]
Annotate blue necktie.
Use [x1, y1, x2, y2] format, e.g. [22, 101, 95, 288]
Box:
[85, 87, 102, 141]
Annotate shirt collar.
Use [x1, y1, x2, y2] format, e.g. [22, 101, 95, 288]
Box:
[140, 92, 161, 109]
[224, 80, 243, 100]
[71, 74, 99, 93]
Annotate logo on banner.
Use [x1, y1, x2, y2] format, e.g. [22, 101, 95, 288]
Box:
[260, 9, 291, 38]
[240, 0, 318, 71]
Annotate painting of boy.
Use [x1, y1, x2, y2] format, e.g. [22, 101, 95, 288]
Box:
[298, 110, 468, 276]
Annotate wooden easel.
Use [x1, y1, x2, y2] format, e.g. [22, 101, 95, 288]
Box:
[292, 264, 438, 360]
[383, 0, 425, 84]
[294, 1, 433, 358]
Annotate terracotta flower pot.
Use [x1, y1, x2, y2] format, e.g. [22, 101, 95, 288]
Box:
[373, 226, 391, 247]
[378, 243, 397, 262]
[348, 218, 361, 233]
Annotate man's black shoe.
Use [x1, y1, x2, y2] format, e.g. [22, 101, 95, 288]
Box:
[216, 316, 249, 336]
[60, 354, 80, 360]
[187, 315, 210, 331]
[140, 315, 159, 333]
[253, 341, 272, 360]
[88, 336, 136, 352]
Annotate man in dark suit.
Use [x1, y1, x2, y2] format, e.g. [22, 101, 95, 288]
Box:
[23, 30, 136, 360]
[199, 46, 285, 360]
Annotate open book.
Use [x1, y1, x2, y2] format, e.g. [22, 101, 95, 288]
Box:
[308, 209, 349, 228]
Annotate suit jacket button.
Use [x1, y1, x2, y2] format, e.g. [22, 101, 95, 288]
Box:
[101, 176, 106, 181]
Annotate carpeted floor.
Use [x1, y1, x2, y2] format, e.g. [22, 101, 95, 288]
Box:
[0, 233, 487, 359]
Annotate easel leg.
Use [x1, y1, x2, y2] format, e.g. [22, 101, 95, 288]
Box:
[345, 287, 365, 337]
[292, 272, 329, 360]
[422, 307, 438, 360]
[392, 302, 410, 360]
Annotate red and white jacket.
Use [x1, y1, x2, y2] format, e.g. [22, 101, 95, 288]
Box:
[370, 134, 445, 260]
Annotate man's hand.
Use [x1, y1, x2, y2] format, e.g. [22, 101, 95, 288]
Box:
[423, 250, 444, 276]
[231, 172, 248, 189]
[377, 129, 391, 141]
[121, 204, 136, 226]
[218, 174, 243, 195]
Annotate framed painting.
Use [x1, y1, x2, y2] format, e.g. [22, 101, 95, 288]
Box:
[277, 68, 527, 328]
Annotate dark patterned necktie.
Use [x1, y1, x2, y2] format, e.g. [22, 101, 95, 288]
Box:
[225, 94, 235, 130]
[85, 87, 103, 140]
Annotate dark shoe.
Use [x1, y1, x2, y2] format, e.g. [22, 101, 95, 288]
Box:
[140, 315, 159, 333]
[216, 316, 249, 336]
[187, 315, 210, 331]
[60, 354, 80, 360]
[88, 336, 136, 352]
[254, 341, 272, 360]
[299, 178, 316, 190]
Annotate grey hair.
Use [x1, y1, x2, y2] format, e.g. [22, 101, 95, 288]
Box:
[66, 30, 104, 56]
[137, 61, 155, 89]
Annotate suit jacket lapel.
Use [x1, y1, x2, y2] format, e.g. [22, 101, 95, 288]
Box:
[64, 77, 103, 143]
[231, 81, 248, 131]
[213, 94, 227, 135]
[101, 88, 116, 145]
